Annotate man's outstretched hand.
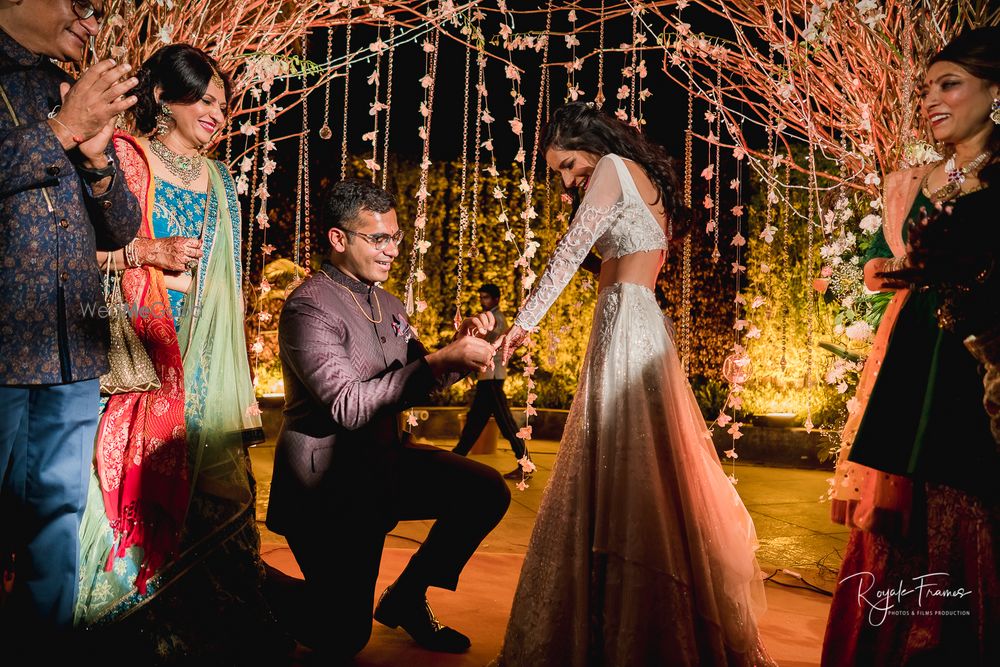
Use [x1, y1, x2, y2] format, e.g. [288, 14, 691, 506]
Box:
[455, 312, 496, 340]
[425, 336, 497, 378]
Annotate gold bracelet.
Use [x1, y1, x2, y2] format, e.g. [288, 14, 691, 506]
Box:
[49, 116, 84, 145]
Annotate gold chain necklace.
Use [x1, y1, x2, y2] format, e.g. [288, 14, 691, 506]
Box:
[149, 136, 204, 186]
[318, 269, 383, 324]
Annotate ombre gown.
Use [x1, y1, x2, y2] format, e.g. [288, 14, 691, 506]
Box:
[496, 154, 773, 666]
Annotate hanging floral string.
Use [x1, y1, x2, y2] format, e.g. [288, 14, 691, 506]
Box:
[564, 8, 583, 101]
[404, 25, 441, 317]
[247, 87, 277, 382]
[717, 150, 750, 485]
[302, 103, 312, 277]
[363, 23, 388, 179]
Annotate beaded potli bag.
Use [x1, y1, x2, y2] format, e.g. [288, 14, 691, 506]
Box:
[99, 254, 161, 395]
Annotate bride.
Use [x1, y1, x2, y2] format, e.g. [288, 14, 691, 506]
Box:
[496, 102, 774, 666]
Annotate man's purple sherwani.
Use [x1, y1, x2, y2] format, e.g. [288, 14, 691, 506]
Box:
[266, 261, 510, 656]
[267, 262, 447, 532]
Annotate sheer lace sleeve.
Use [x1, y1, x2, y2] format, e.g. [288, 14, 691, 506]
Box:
[514, 156, 624, 329]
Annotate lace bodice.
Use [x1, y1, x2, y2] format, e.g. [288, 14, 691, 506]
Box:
[514, 154, 667, 329]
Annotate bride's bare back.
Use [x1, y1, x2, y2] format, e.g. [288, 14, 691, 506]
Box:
[597, 158, 668, 293]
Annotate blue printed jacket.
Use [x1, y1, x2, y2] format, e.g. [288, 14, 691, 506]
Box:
[1, 29, 141, 385]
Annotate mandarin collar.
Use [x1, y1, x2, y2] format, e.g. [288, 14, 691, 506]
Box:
[0, 28, 47, 68]
[320, 261, 374, 295]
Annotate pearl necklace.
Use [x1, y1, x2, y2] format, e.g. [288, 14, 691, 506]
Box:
[149, 136, 204, 186]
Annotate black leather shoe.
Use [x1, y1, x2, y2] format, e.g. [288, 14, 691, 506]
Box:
[373, 586, 471, 653]
[503, 465, 532, 480]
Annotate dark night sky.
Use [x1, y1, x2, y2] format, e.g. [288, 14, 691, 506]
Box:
[268, 1, 733, 175]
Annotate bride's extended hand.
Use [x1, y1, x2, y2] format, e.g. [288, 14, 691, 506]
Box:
[500, 324, 529, 365]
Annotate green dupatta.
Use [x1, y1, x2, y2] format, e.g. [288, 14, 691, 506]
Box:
[76, 160, 262, 625]
[178, 161, 262, 504]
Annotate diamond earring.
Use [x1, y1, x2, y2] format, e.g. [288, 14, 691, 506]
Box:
[155, 103, 173, 136]
[991, 98, 1000, 126]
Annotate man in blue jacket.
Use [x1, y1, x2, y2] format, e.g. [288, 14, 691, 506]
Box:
[0, 0, 140, 641]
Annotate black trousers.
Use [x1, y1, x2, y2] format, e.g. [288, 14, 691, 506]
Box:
[453, 379, 527, 460]
[282, 446, 510, 659]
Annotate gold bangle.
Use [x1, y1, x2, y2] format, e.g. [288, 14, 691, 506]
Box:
[124, 240, 140, 268]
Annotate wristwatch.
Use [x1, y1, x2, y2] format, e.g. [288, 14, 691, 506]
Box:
[77, 161, 117, 183]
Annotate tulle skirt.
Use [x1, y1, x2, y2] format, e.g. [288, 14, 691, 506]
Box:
[497, 282, 773, 666]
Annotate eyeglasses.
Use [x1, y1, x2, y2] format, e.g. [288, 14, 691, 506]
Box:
[72, 1, 105, 23]
[340, 228, 405, 251]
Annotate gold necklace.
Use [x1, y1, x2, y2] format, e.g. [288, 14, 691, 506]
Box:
[149, 136, 204, 186]
[929, 151, 991, 201]
[319, 269, 383, 323]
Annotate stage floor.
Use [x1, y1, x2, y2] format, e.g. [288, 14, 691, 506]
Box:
[252, 439, 840, 665]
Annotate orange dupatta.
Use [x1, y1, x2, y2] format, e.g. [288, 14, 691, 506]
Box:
[829, 165, 932, 534]
[93, 134, 189, 594]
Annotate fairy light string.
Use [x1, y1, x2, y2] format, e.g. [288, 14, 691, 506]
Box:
[340, 21, 352, 180]
[596, 0, 606, 108]
[470, 44, 485, 260]
[710, 63, 722, 263]
[293, 50, 307, 281]
[628, 5, 638, 125]
[318, 27, 334, 141]
[681, 86, 693, 373]
[243, 109, 261, 292]
[455, 40, 474, 322]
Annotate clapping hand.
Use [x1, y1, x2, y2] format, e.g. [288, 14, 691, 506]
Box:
[51, 59, 138, 166]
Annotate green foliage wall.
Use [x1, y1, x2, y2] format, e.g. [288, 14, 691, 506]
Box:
[248, 148, 851, 426]
[738, 154, 847, 426]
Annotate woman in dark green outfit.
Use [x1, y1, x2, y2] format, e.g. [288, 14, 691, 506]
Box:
[823, 28, 999, 666]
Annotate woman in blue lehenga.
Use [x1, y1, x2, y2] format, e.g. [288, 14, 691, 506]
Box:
[73, 45, 287, 661]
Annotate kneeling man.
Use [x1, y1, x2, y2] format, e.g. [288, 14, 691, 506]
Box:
[267, 178, 511, 659]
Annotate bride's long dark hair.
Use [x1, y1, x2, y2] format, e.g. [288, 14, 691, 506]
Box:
[541, 102, 690, 238]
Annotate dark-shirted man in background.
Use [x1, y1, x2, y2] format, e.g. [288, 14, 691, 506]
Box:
[0, 0, 141, 645]
[267, 178, 511, 660]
